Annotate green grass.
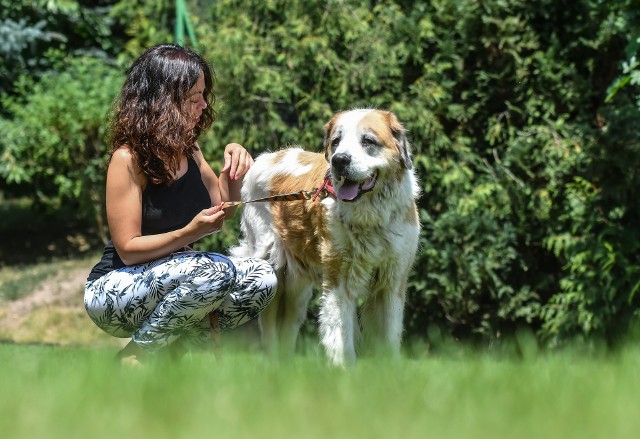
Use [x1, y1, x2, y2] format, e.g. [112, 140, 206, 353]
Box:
[1, 343, 640, 439]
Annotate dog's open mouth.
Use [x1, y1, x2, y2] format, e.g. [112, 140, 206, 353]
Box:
[336, 173, 377, 202]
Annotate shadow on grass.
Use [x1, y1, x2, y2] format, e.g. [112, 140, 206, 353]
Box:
[0, 197, 104, 267]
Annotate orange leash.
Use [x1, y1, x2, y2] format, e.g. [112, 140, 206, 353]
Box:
[220, 189, 317, 209]
[221, 168, 334, 209]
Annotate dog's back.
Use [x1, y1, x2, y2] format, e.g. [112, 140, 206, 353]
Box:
[231, 148, 329, 272]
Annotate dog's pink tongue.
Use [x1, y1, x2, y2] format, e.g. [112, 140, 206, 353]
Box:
[337, 181, 359, 201]
[361, 176, 375, 191]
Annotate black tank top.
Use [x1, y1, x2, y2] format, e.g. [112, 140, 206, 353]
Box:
[87, 156, 212, 281]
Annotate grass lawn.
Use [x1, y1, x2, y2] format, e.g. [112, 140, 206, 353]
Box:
[1, 236, 639, 439]
[1, 342, 639, 439]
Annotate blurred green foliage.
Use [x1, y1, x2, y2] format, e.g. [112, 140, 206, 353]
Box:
[0, 0, 123, 98]
[1, 57, 121, 240]
[1, 0, 640, 348]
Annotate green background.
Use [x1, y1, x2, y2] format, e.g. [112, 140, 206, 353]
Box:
[2, 0, 640, 350]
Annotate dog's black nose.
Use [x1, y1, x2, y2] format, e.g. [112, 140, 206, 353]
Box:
[331, 153, 351, 174]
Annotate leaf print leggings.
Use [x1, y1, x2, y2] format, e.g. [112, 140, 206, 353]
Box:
[84, 252, 277, 353]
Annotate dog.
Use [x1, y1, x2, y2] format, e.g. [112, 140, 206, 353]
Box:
[231, 109, 420, 365]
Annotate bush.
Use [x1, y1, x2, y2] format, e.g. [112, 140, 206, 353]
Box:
[2, 0, 640, 347]
[0, 56, 122, 239]
[191, 0, 640, 346]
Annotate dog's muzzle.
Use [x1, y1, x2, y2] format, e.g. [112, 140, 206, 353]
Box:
[331, 153, 377, 202]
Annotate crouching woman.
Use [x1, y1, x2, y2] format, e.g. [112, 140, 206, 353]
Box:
[84, 44, 276, 363]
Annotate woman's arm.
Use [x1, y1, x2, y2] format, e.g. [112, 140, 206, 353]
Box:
[107, 147, 225, 265]
[195, 142, 253, 218]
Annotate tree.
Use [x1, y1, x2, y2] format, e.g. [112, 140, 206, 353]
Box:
[190, 0, 640, 346]
[0, 0, 125, 97]
[2, 0, 640, 347]
[1, 57, 122, 241]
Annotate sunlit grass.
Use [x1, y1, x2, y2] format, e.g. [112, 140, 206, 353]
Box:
[1, 342, 640, 439]
[1, 253, 639, 438]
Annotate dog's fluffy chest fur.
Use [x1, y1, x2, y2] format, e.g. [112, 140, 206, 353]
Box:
[321, 193, 419, 297]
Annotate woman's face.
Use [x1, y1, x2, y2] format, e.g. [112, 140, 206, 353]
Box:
[182, 72, 207, 129]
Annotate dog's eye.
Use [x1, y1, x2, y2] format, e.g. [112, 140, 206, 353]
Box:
[361, 136, 379, 148]
[331, 136, 341, 147]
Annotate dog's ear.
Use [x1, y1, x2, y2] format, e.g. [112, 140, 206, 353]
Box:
[386, 111, 413, 170]
[323, 113, 340, 162]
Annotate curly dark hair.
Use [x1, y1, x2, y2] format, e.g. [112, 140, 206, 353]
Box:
[108, 44, 217, 185]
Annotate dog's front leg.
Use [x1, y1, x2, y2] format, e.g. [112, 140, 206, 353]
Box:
[360, 279, 406, 358]
[382, 289, 405, 357]
[259, 291, 280, 357]
[318, 288, 357, 366]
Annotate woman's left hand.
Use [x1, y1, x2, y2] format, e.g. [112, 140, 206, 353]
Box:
[221, 143, 254, 181]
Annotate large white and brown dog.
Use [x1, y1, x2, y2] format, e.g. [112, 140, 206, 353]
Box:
[231, 109, 420, 365]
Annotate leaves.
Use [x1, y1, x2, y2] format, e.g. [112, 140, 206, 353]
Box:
[2, 0, 640, 347]
[1, 56, 121, 227]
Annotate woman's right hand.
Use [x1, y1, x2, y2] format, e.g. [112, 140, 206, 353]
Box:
[187, 203, 226, 238]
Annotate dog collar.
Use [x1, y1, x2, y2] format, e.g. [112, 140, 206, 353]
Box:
[311, 168, 336, 202]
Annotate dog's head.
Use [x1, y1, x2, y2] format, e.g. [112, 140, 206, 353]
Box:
[323, 109, 412, 202]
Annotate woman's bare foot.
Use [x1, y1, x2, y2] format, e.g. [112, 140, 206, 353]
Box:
[115, 340, 146, 367]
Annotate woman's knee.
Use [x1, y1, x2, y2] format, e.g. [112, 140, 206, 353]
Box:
[256, 258, 278, 293]
[172, 252, 237, 289]
[244, 257, 278, 303]
[84, 280, 133, 338]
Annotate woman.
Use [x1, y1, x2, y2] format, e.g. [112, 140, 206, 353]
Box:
[84, 44, 276, 363]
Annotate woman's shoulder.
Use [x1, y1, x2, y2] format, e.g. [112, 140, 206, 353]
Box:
[109, 146, 145, 185]
[191, 142, 203, 156]
[111, 145, 135, 163]
[190, 143, 218, 182]
[190, 143, 206, 165]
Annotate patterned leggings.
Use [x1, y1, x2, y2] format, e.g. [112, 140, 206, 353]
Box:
[84, 252, 276, 353]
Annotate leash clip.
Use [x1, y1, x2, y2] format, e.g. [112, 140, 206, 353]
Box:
[311, 168, 335, 202]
